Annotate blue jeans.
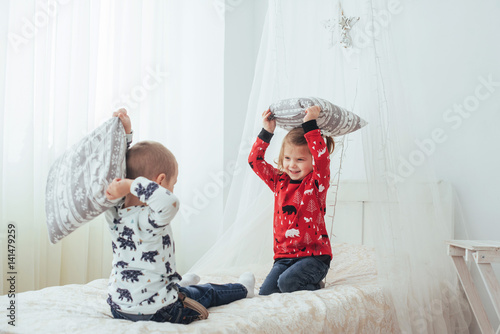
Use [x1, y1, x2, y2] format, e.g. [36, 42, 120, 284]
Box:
[111, 283, 247, 324]
[259, 256, 329, 295]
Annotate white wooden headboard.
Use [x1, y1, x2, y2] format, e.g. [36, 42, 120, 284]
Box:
[325, 181, 454, 246]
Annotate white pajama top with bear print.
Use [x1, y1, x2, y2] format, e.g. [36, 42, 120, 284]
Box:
[106, 177, 181, 315]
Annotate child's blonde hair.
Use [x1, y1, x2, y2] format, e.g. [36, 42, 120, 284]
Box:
[126, 141, 177, 182]
[276, 127, 335, 172]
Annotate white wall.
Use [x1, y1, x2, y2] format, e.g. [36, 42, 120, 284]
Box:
[393, 0, 500, 238]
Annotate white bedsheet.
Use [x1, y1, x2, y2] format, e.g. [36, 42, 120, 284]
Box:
[0, 243, 397, 334]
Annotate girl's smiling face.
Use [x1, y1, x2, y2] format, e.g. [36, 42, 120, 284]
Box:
[282, 144, 313, 181]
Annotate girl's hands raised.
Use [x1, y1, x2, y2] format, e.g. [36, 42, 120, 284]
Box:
[262, 109, 276, 134]
[303, 105, 321, 123]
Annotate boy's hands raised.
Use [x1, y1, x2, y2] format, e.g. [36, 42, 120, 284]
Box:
[106, 178, 133, 201]
[262, 109, 276, 134]
[113, 108, 132, 134]
[303, 105, 321, 123]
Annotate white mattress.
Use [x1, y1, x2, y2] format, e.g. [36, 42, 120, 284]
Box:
[0, 243, 396, 334]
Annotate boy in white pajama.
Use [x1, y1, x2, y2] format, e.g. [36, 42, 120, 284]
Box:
[105, 110, 254, 324]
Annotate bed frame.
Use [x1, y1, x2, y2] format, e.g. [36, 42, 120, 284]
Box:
[326, 181, 454, 245]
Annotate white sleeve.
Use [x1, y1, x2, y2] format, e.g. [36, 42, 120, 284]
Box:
[130, 177, 179, 227]
[126, 131, 133, 148]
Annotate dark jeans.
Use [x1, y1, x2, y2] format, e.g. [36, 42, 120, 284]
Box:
[259, 256, 329, 295]
[111, 283, 247, 324]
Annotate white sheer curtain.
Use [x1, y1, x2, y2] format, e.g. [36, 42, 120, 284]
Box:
[191, 0, 471, 333]
[0, 0, 224, 293]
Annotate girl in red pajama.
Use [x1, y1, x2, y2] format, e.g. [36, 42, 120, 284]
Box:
[248, 106, 335, 295]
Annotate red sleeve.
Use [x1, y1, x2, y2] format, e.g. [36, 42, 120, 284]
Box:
[248, 136, 279, 192]
[304, 127, 330, 202]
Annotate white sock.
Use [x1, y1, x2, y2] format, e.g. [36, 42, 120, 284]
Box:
[179, 273, 200, 287]
[238, 272, 255, 298]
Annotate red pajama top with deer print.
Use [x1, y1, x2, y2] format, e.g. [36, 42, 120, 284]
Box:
[248, 121, 332, 261]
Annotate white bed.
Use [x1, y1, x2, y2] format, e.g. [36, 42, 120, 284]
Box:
[0, 243, 397, 334]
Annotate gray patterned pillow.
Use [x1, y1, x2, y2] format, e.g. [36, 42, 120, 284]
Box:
[45, 117, 127, 244]
[269, 97, 367, 136]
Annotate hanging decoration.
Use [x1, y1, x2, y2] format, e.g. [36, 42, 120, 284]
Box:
[323, 6, 360, 49]
[339, 10, 359, 48]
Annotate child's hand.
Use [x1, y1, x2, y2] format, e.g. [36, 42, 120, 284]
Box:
[262, 109, 276, 133]
[106, 178, 132, 201]
[303, 105, 321, 123]
[113, 108, 132, 134]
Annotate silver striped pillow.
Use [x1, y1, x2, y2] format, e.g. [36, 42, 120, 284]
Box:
[45, 118, 127, 244]
[270, 97, 367, 136]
